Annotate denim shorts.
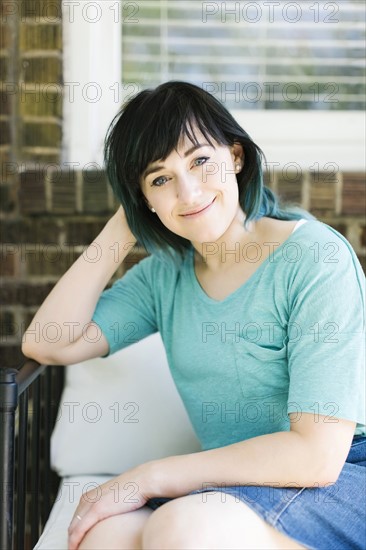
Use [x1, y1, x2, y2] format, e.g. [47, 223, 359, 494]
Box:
[145, 435, 366, 550]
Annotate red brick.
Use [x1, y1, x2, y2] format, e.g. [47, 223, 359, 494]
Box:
[0, 218, 61, 243]
[22, 58, 62, 84]
[0, 184, 16, 212]
[1, 220, 30, 242]
[0, 310, 17, 338]
[310, 179, 336, 214]
[0, 90, 11, 115]
[20, 23, 62, 51]
[0, 284, 17, 305]
[24, 122, 61, 148]
[0, 150, 13, 169]
[361, 226, 366, 248]
[277, 172, 303, 205]
[24, 248, 79, 277]
[0, 282, 56, 307]
[19, 170, 47, 213]
[65, 220, 106, 245]
[0, 24, 9, 49]
[50, 170, 77, 214]
[0, 120, 10, 145]
[0, 249, 17, 276]
[342, 173, 366, 216]
[33, 218, 62, 243]
[17, 282, 56, 306]
[82, 171, 110, 214]
[0, 57, 8, 81]
[1, 156, 20, 184]
[21, 0, 62, 18]
[20, 85, 62, 117]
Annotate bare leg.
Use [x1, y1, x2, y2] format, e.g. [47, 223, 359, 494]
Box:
[141, 493, 307, 550]
[78, 506, 153, 550]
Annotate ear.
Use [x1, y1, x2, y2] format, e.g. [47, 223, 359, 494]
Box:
[232, 142, 244, 164]
[231, 142, 244, 172]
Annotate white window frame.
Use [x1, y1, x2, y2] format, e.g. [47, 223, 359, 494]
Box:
[62, 5, 365, 171]
[62, 1, 122, 168]
[232, 110, 365, 172]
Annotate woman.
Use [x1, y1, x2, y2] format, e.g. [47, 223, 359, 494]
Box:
[22, 82, 365, 550]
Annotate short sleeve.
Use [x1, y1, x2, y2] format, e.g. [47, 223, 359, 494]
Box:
[286, 231, 365, 431]
[91, 257, 158, 357]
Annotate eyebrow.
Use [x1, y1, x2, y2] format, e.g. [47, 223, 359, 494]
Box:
[143, 143, 212, 179]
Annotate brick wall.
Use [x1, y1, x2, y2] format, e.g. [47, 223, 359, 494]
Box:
[0, 1, 365, 369]
[1, 0, 64, 366]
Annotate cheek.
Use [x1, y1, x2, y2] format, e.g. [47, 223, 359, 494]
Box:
[219, 173, 239, 201]
[217, 161, 237, 186]
[155, 205, 177, 228]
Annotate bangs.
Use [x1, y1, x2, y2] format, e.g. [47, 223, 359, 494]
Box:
[120, 83, 234, 189]
[137, 109, 230, 176]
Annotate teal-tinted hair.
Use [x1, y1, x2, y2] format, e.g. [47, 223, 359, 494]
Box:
[104, 81, 315, 259]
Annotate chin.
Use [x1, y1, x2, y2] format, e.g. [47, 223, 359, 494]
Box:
[169, 215, 232, 244]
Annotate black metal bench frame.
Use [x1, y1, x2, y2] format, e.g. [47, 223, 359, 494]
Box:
[0, 362, 64, 550]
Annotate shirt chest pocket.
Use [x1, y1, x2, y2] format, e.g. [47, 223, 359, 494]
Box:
[233, 338, 289, 400]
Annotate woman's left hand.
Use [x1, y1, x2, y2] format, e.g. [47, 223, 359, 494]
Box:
[67, 461, 159, 550]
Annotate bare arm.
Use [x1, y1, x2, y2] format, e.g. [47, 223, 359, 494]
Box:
[21, 206, 137, 365]
[148, 414, 356, 497]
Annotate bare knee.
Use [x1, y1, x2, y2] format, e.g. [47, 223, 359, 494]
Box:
[141, 497, 213, 550]
[141, 493, 308, 550]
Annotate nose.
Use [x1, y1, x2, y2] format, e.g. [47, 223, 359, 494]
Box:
[176, 171, 203, 204]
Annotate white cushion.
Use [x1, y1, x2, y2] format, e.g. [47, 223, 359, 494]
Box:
[51, 333, 201, 476]
[34, 475, 113, 550]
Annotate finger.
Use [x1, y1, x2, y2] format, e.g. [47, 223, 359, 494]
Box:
[68, 510, 100, 550]
[68, 512, 83, 536]
[68, 488, 100, 539]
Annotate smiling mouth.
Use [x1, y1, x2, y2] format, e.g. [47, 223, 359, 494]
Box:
[180, 197, 216, 217]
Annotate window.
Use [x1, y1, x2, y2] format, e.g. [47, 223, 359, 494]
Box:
[62, 1, 365, 169]
[122, 0, 365, 111]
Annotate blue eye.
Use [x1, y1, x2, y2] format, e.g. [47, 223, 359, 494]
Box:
[150, 156, 210, 186]
[152, 175, 169, 187]
[194, 157, 209, 166]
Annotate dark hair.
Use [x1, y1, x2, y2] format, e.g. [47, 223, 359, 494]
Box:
[104, 81, 315, 259]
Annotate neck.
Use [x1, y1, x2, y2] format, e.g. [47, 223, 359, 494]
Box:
[192, 209, 261, 272]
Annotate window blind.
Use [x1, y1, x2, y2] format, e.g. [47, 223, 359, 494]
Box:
[121, 0, 365, 110]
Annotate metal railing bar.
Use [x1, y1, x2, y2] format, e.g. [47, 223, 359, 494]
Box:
[16, 361, 46, 397]
[42, 369, 51, 526]
[31, 378, 41, 547]
[16, 390, 28, 550]
[0, 369, 18, 550]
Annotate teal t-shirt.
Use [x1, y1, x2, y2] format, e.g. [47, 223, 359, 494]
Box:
[92, 220, 366, 450]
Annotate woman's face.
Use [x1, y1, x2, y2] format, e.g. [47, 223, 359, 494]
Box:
[140, 129, 244, 245]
